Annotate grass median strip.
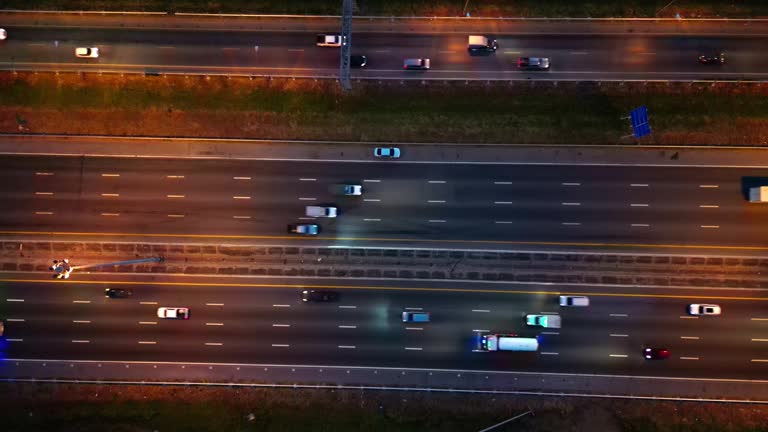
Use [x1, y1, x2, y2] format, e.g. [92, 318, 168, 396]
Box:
[2, 73, 768, 145]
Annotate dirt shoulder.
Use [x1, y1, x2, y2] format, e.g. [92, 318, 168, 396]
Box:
[0, 382, 766, 432]
[2, 73, 767, 146]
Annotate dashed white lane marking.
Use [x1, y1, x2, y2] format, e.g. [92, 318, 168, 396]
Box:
[299, 178, 316, 181]
[204, 342, 223, 346]
[234, 176, 251, 180]
[494, 201, 513, 204]
[72, 320, 91, 324]
[751, 318, 768, 321]
[338, 325, 357, 329]
[6, 318, 25, 322]
[167, 214, 185, 218]
[35, 172, 54, 176]
[373, 49, 390, 53]
[167, 194, 185, 198]
[428, 180, 446, 184]
[364, 218, 381, 222]
[101, 173, 120, 177]
[140, 301, 158, 305]
[680, 336, 700, 340]
[35, 192, 54, 195]
[609, 354, 627, 358]
[205, 303, 224, 307]
[631, 224, 650, 227]
[428, 220, 447, 223]
[233, 216, 252, 219]
[541, 352, 559, 355]
[205, 322, 224, 326]
[495, 221, 513, 224]
[561, 182, 581, 186]
[271, 344, 290, 348]
[680, 357, 699, 360]
[363, 179, 381, 183]
[405, 327, 423, 331]
[405, 347, 423, 351]
[570, 51, 588, 55]
[272, 324, 291, 327]
[6, 338, 23, 342]
[427, 200, 446, 203]
[699, 205, 720, 208]
[287, 49, 304, 52]
[752, 359, 768, 362]
[72, 340, 90, 344]
[630, 203, 649, 207]
[138, 321, 157, 325]
[438, 50, 454, 54]
[222, 47, 239, 51]
[493, 181, 513, 185]
[338, 345, 356, 349]
[298, 217, 316, 220]
[233, 196, 251, 200]
[35, 212, 54, 215]
[138, 341, 157, 345]
[405, 307, 423, 310]
[540, 331, 559, 335]
[72, 300, 91, 304]
[680, 316, 699, 319]
[610, 334, 628, 337]
[101, 213, 120, 217]
[166, 175, 185, 179]
[609, 314, 628, 317]
[699, 184, 719, 188]
[471, 309, 490, 313]
[298, 197, 316, 201]
[158, 46, 175, 49]
[630, 183, 649, 187]
[562, 222, 581, 226]
[751, 338, 768, 342]
[561, 202, 581, 206]
[472, 329, 490, 333]
[100, 193, 119, 197]
[272, 304, 291, 308]
[640, 52, 656, 55]
[338, 305, 357, 309]
[700, 225, 720, 229]
[6, 298, 24, 302]
[503, 50, 521, 54]
[364, 199, 381, 202]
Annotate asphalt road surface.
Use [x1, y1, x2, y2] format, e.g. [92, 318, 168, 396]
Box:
[0, 155, 766, 248]
[1, 27, 767, 80]
[1, 275, 766, 379]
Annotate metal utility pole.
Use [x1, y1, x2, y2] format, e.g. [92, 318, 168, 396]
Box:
[339, 0, 353, 90]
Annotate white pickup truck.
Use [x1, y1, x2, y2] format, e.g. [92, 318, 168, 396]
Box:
[316, 34, 343, 47]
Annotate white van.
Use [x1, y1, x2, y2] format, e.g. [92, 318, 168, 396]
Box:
[559, 295, 589, 307]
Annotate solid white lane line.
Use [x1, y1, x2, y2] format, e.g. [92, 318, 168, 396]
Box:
[752, 359, 768, 362]
[233, 176, 251, 180]
[35, 172, 54, 176]
[338, 325, 357, 329]
[167, 194, 185, 198]
[680, 357, 699, 360]
[680, 316, 699, 319]
[609, 314, 628, 317]
[541, 352, 559, 355]
[493, 181, 513, 185]
[428, 220, 446, 223]
[72, 320, 91, 324]
[405, 327, 423, 331]
[167, 214, 185, 218]
[6, 318, 25, 322]
[472, 309, 490, 313]
[699, 205, 720, 208]
[204, 342, 223, 346]
[562, 182, 581, 186]
[495, 221, 513, 224]
[101, 213, 120, 216]
[700, 225, 720, 229]
[72, 340, 90, 344]
[699, 185, 719, 188]
[272, 344, 290, 348]
[428, 180, 446, 184]
[562, 222, 581, 226]
[364, 218, 381, 222]
[299, 178, 316, 181]
[363, 179, 380, 183]
[338, 305, 356, 309]
[205, 322, 224, 326]
[138, 321, 157, 325]
[630, 203, 649, 207]
[680, 336, 700, 340]
[298, 197, 316, 201]
[205, 303, 224, 307]
[751, 338, 768, 342]
[427, 200, 446, 203]
[272, 324, 291, 327]
[494, 201, 513, 204]
[610, 334, 628, 337]
[166, 175, 185, 179]
[35, 192, 53, 195]
[35, 212, 54, 215]
[138, 341, 157, 345]
[561, 202, 581, 206]
[6, 299, 24, 302]
[338, 345, 356, 349]
[140, 301, 158, 305]
[630, 183, 649, 187]
[272, 304, 291, 308]
[100, 193, 119, 197]
[233, 196, 251, 200]
[72, 300, 91, 304]
[364, 199, 381, 202]
[405, 347, 423, 351]
[233, 216, 251, 219]
[609, 354, 627, 358]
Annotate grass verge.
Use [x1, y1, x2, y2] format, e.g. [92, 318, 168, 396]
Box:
[1, 383, 767, 432]
[4, 0, 768, 17]
[2, 73, 768, 145]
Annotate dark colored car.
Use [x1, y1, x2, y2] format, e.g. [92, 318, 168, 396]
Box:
[403, 58, 430, 70]
[301, 290, 339, 302]
[351, 55, 367, 68]
[517, 57, 550, 70]
[644, 347, 670, 360]
[105, 288, 133, 298]
[698, 53, 725, 65]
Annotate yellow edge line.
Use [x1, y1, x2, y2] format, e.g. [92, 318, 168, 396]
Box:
[1, 279, 764, 302]
[0, 231, 765, 251]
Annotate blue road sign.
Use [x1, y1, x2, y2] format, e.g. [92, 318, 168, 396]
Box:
[629, 106, 651, 138]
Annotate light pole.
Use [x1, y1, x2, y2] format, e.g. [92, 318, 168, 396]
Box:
[50, 256, 164, 279]
[462, 0, 471, 17]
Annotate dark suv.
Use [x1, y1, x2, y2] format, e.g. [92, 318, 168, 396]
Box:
[301, 290, 339, 302]
[517, 57, 550, 70]
[698, 53, 725, 65]
[105, 288, 133, 298]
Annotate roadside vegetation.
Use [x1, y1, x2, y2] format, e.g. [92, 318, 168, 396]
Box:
[2, 73, 767, 145]
[4, 0, 768, 17]
[0, 382, 766, 432]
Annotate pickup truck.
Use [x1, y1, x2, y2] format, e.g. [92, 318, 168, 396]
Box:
[749, 186, 768, 203]
[526, 314, 561, 328]
[316, 34, 343, 47]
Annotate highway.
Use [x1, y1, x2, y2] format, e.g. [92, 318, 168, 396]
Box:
[0, 155, 766, 248]
[2, 26, 768, 80]
[1, 275, 766, 379]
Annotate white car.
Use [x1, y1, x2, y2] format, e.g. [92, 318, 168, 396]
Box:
[341, 184, 363, 196]
[305, 206, 337, 218]
[316, 34, 343, 47]
[288, 223, 320, 235]
[0, 29, 7, 41]
[75, 47, 99, 58]
[688, 304, 721, 316]
[374, 147, 401, 158]
[157, 307, 190, 320]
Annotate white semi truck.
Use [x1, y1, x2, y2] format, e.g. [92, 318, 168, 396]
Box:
[474, 333, 539, 352]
